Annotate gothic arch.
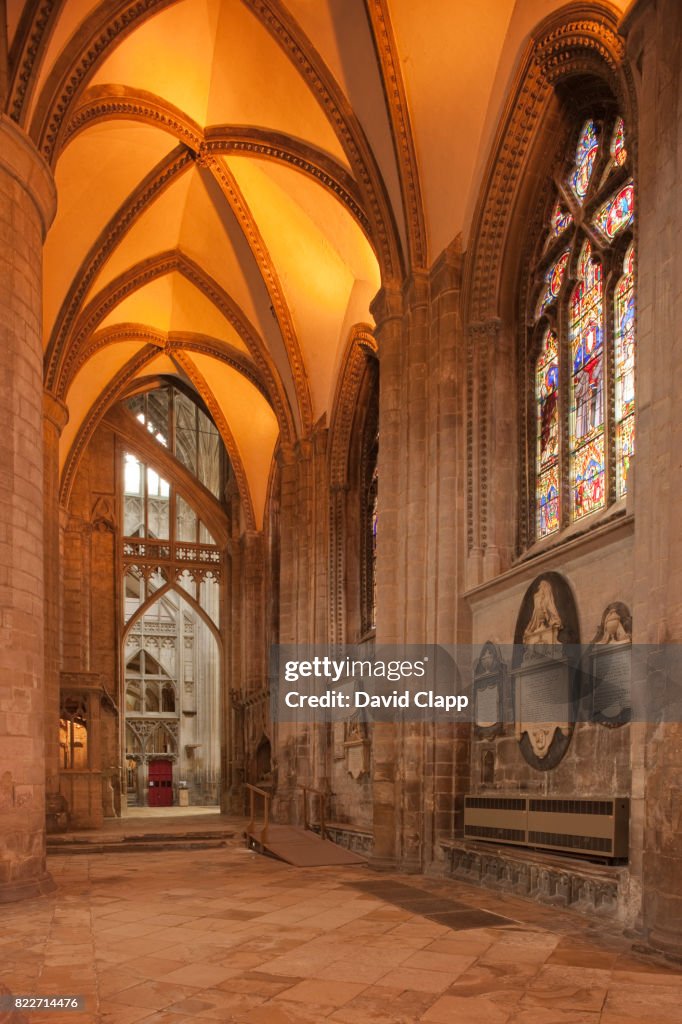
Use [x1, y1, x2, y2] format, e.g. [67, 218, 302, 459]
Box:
[461, 2, 637, 580]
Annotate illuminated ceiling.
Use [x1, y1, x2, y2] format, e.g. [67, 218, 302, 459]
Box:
[6, 0, 628, 528]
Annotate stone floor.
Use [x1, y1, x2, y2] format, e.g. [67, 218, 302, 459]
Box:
[2, 834, 682, 1024]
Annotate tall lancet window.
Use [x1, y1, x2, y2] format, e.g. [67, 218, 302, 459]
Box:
[528, 115, 635, 543]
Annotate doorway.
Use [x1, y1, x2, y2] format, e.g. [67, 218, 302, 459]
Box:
[148, 759, 173, 807]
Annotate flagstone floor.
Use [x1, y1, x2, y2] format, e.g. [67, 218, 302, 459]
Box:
[2, 837, 682, 1024]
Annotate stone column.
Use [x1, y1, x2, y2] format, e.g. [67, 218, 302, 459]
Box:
[369, 284, 403, 866]
[43, 393, 68, 832]
[623, 0, 682, 955]
[0, 115, 57, 900]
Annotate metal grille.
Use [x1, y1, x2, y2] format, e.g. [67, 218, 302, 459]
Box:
[466, 797, 525, 810]
[529, 799, 613, 815]
[528, 831, 612, 852]
[465, 825, 526, 842]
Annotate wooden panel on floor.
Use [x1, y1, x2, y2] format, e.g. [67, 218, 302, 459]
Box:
[247, 825, 366, 866]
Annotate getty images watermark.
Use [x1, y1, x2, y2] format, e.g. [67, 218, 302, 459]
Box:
[270, 644, 682, 724]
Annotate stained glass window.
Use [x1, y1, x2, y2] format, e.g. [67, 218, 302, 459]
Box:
[528, 112, 635, 544]
[550, 201, 573, 239]
[611, 117, 627, 167]
[615, 244, 635, 496]
[569, 120, 599, 202]
[593, 183, 634, 240]
[570, 242, 605, 518]
[536, 250, 570, 318]
[536, 329, 560, 537]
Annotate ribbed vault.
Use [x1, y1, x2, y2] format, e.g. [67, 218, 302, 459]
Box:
[5, 0, 629, 528]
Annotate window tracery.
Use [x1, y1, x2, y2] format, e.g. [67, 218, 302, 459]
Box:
[118, 384, 224, 806]
[529, 114, 635, 542]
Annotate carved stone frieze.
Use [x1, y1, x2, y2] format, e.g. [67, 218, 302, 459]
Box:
[443, 840, 624, 920]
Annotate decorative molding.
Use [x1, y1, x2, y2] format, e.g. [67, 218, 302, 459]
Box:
[55, 86, 203, 159]
[7, 0, 63, 127]
[364, 0, 427, 269]
[45, 145, 194, 386]
[43, 389, 69, 434]
[464, 2, 631, 326]
[31, 0, 185, 157]
[242, 0, 402, 282]
[328, 325, 377, 490]
[327, 326, 377, 644]
[533, 14, 625, 87]
[203, 126, 372, 241]
[29, 0, 401, 279]
[443, 841, 623, 919]
[203, 149, 312, 435]
[466, 320, 500, 554]
[462, 3, 635, 560]
[62, 324, 269, 406]
[60, 344, 160, 505]
[57, 90, 372, 242]
[52, 249, 295, 444]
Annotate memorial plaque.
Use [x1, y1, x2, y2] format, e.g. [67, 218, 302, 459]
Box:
[473, 642, 505, 737]
[591, 644, 631, 723]
[475, 682, 500, 728]
[516, 658, 571, 722]
[513, 654, 571, 760]
[344, 739, 369, 779]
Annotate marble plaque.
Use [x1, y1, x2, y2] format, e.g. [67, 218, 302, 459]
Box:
[514, 654, 571, 760]
[475, 681, 500, 728]
[592, 645, 631, 723]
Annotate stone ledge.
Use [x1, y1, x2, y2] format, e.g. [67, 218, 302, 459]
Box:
[311, 822, 374, 856]
[441, 838, 628, 920]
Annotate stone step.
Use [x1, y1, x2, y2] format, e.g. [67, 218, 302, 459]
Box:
[47, 831, 236, 855]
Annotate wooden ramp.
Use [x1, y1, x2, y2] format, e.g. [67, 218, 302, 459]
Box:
[246, 825, 366, 866]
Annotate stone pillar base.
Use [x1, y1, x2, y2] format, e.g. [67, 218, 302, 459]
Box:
[45, 792, 69, 834]
[0, 873, 57, 904]
[646, 929, 682, 963]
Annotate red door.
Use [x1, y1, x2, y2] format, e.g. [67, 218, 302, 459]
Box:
[148, 760, 173, 807]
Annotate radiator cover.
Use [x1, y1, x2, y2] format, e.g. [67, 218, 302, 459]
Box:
[464, 795, 629, 859]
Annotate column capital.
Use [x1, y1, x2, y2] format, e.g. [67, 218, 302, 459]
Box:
[0, 115, 57, 237]
[43, 391, 69, 434]
[370, 282, 403, 327]
[402, 268, 430, 310]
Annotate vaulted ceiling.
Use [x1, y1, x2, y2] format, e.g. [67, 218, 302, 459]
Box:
[5, 0, 628, 528]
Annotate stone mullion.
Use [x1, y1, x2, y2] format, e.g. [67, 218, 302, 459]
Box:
[0, 115, 56, 901]
[624, 0, 682, 957]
